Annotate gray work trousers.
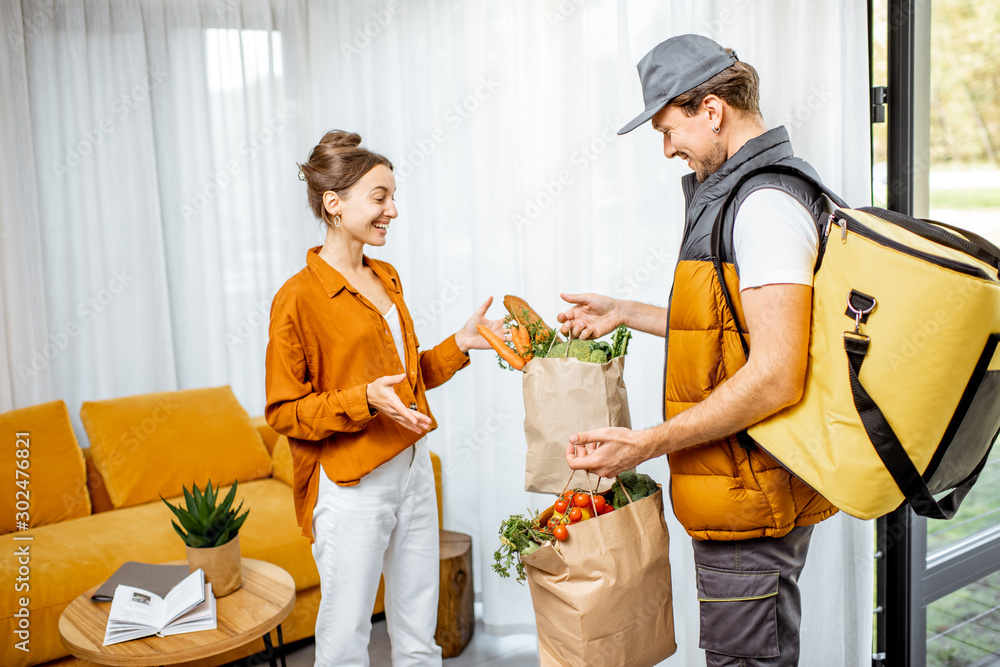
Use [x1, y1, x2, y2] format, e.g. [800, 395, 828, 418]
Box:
[692, 525, 815, 666]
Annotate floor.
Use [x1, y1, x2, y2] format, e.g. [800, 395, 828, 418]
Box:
[232, 605, 541, 667]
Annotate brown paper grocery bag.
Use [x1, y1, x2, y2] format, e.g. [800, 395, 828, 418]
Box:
[522, 488, 676, 667]
[522, 356, 631, 494]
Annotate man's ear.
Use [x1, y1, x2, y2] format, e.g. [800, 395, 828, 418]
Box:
[702, 94, 724, 128]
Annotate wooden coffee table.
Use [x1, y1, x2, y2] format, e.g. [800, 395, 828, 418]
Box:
[59, 558, 295, 667]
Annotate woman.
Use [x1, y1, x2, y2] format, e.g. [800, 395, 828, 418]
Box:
[265, 130, 502, 667]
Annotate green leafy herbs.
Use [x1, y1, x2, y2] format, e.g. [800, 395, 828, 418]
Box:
[610, 324, 632, 359]
[492, 512, 552, 583]
[161, 479, 250, 548]
[610, 471, 658, 509]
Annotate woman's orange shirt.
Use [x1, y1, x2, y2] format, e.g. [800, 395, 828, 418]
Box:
[265, 247, 470, 541]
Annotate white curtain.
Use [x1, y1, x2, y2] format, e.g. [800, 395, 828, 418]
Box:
[1, 1, 873, 663]
[0, 0, 314, 424]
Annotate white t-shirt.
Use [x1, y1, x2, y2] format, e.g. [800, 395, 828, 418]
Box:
[382, 303, 408, 373]
[733, 188, 825, 291]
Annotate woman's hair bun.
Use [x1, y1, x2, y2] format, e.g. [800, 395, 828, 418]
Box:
[320, 130, 362, 149]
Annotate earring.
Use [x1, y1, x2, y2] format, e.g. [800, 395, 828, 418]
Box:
[334, 214, 341, 228]
[712, 126, 720, 134]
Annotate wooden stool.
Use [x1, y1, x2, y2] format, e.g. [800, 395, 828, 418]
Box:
[435, 529, 474, 658]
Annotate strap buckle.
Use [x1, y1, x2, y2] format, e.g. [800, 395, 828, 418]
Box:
[846, 291, 877, 334]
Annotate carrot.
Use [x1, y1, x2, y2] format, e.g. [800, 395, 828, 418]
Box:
[510, 323, 533, 360]
[477, 324, 526, 370]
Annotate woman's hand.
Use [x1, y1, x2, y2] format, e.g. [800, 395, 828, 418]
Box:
[557, 293, 624, 340]
[366, 374, 432, 434]
[455, 297, 505, 353]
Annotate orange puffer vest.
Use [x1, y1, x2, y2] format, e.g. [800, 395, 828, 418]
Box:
[664, 127, 839, 541]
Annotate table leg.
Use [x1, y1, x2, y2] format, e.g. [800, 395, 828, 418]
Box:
[263, 631, 277, 667]
[261, 625, 286, 667]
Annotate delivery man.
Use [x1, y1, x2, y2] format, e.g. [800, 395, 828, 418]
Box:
[559, 34, 839, 666]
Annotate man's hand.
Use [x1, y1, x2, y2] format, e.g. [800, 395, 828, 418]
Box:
[629, 283, 814, 458]
[557, 293, 624, 340]
[565, 427, 649, 478]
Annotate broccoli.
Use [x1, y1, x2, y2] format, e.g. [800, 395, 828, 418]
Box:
[589, 349, 608, 363]
[544, 334, 624, 364]
[610, 471, 659, 509]
[546, 340, 596, 362]
[593, 341, 613, 358]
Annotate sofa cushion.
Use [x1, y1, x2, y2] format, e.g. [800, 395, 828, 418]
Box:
[0, 478, 317, 667]
[0, 400, 90, 533]
[81, 386, 273, 509]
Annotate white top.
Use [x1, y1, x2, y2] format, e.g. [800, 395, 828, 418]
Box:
[382, 303, 408, 373]
[733, 188, 826, 291]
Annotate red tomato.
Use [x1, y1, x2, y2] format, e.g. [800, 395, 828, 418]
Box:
[568, 507, 583, 522]
[573, 492, 590, 508]
[554, 498, 569, 514]
[548, 515, 561, 527]
[592, 496, 606, 512]
[553, 524, 569, 541]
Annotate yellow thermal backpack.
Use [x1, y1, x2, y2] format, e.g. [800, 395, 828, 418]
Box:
[716, 165, 1000, 521]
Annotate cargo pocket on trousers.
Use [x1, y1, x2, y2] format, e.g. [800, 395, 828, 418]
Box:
[696, 565, 780, 659]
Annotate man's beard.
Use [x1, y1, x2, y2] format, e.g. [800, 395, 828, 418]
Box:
[694, 141, 729, 182]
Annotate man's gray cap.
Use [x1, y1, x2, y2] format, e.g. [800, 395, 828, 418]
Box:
[618, 34, 738, 135]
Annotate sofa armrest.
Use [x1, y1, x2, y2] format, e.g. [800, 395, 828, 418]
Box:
[83, 448, 114, 514]
[251, 415, 281, 454]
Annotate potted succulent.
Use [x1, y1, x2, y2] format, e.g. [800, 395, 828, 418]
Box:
[161, 480, 250, 597]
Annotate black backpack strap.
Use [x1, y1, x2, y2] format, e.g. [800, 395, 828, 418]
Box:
[709, 164, 848, 360]
[709, 164, 847, 454]
[843, 332, 992, 519]
[710, 167, 995, 519]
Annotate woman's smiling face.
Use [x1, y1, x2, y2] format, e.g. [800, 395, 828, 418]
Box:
[328, 164, 398, 246]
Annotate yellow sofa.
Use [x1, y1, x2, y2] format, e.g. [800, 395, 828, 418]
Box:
[0, 387, 443, 667]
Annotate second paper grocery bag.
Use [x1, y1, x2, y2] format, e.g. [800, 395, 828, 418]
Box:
[522, 356, 631, 494]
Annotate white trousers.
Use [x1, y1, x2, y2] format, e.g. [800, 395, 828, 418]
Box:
[311, 440, 442, 667]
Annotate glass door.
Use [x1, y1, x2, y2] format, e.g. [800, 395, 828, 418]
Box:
[872, 1, 1000, 665]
